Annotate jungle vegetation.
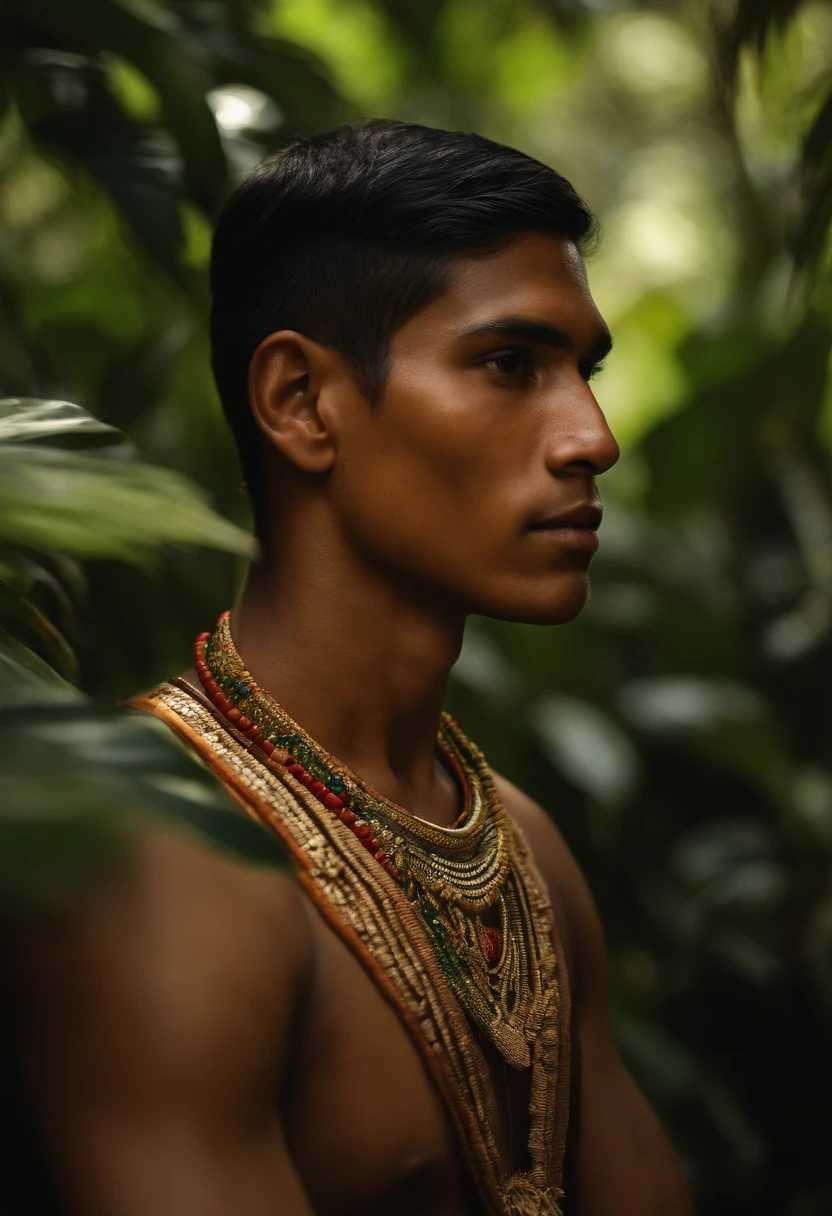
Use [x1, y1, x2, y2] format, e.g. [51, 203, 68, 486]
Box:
[1, 1, 831, 1211]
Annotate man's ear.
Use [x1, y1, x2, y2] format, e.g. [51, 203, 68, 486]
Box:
[248, 330, 338, 474]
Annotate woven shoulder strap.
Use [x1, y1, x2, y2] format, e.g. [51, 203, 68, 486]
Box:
[132, 682, 571, 1215]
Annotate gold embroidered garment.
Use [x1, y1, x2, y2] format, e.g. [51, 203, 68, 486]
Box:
[133, 681, 571, 1216]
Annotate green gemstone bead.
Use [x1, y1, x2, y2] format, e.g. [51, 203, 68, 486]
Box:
[295, 743, 314, 767]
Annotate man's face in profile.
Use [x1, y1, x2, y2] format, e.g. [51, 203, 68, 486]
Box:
[328, 231, 619, 625]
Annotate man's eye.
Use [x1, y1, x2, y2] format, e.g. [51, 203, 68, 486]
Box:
[485, 350, 534, 379]
[580, 360, 605, 382]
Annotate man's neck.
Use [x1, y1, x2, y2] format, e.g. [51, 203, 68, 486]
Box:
[230, 545, 467, 828]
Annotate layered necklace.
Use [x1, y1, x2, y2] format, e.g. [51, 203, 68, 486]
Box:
[193, 611, 552, 1073]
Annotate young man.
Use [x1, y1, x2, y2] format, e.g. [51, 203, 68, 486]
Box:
[18, 121, 693, 1215]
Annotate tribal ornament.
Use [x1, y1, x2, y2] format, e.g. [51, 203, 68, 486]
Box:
[133, 612, 571, 1215]
[199, 611, 550, 1070]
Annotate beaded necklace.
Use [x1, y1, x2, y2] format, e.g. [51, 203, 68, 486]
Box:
[194, 611, 551, 1072]
[136, 619, 571, 1213]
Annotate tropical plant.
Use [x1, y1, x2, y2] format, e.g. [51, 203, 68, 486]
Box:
[0, 395, 284, 907]
[1, 0, 831, 1211]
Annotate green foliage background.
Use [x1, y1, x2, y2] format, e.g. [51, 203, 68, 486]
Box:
[2, 0, 832, 1211]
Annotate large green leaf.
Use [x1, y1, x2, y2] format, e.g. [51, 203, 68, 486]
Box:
[0, 632, 80, 701]
[0, 548, 83, 618]
[21, 0, 229, 213]
[170, 1, 347, 139]
[0, 397, 123, 448]
[23, 64, 187, 280]
[0, 580, 77, 678]
[0, 443, 256, 561]
[0, 700, 288, 906]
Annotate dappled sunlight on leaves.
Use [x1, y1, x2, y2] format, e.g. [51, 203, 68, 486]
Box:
[1, 0, 831, 1209]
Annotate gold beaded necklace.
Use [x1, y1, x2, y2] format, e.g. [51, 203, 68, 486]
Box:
[137, 612, 571, 1213]
[200, 611, 552, 1071]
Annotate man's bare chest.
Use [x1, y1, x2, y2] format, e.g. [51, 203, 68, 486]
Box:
[282, 907, 487, 1216]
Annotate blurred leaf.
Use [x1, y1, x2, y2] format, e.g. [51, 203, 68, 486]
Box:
[452, 619, 518, 698]
[0, 632, 80, 700]
[796, 83, 832, 270]
[0, 579, 77, 678]
[0, 700, 288, 906]
[612, 1008, 698, 1101]
[203, 32, 347, 137]
[376, 0, 446, 78]
[528, 0, 590, 33]
[0, 443, 256, 561]
[0, 396, 122, 447]
[716, 0, 807, 87]
[805, 892, 832, 1007]
[616, 676, 767, 735]
[530, 694, 640, 808]
[98, 325, 194, 433]
[697, 1072, 765, 1169]
[733, 0, 806, 53]
[21, 0, 229, 212]
[642, 321, 831, 519]
[26, 68, 187, 279]
[802, 81, 832, 177]
[792, 767, 832, 844]
[709, 926, 782, 985]
[669, 818, 782, 905]
[0, 548, 82, 625]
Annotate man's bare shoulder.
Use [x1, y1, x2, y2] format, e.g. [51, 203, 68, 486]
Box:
[491, 770, 582, 892]
[10, 825, 314, 1109]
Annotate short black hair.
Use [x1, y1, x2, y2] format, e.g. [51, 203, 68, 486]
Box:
[209, 119, 597, 537]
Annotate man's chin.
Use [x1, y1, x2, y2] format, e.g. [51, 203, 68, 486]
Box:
[476, 574, 591, 627]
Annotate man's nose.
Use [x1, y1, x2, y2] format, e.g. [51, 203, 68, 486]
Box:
[544, 386, 620, 477]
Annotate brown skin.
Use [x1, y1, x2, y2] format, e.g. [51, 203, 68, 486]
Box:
[11, 233, 694, 1214]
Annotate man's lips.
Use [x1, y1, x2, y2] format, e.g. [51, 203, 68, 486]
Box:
[527, 503, 603, 552]
[528, 502, 603, 531]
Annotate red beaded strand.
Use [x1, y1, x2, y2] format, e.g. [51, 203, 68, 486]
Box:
[193, 621, 400, 879]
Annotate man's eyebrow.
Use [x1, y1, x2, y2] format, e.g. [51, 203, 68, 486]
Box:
[458, 315, 613, 363]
